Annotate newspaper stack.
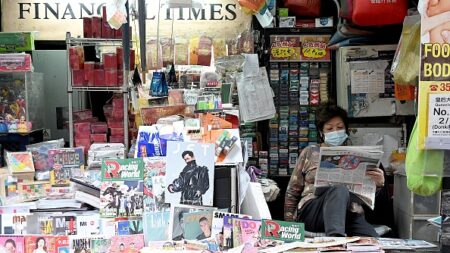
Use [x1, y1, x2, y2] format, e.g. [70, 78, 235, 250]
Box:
[314, 146, 384, 209]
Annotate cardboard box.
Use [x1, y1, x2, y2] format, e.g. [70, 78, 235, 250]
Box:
[0, 32, 35, 52]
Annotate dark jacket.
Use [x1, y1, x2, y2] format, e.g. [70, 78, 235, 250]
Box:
[170, 161, 209, 204]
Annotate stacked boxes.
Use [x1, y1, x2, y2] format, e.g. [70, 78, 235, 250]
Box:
[108, 97, 125, 143]
[267, 61, 330, 176]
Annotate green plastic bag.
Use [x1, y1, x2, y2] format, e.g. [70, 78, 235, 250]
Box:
[405, 119, 443, 196]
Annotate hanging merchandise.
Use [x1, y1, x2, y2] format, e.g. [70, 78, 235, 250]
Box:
[150, 72, 168, 97]
[106, 0, 128, 29]
[198, 36, 213, 66]
[174, 38, 189, 65]
[146, 39, 163, 70]
[406, 120, 443, 196]
[391, 15, 421, 86]
[226, 38, 240, 56]
[339, 0, 408, 26]
[189, 37, 200, 65]
[213, 38, 227, 60]
[284, 0, 321, 17]
[161, 38, 175, 67]
[167, 64, 177, 88]
[238, 31, 255, 54]
[238, 0, 274, 28]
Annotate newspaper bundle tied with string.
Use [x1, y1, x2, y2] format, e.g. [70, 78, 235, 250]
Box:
[314, 146, 384, 209]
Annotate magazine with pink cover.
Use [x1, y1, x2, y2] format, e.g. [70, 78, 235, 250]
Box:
[25, 235, 69, 253]
[239, 219, 262, 253]
[107, 234, 144, 253]
[0, 236, 25, 252]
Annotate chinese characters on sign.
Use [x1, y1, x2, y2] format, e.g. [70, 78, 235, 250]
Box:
[269, 35, 330, 62]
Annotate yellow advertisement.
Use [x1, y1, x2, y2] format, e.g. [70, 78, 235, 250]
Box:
[418, 0, 450, 149]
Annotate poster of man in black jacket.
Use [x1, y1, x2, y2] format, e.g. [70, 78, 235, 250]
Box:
[168, 150, 210, 205]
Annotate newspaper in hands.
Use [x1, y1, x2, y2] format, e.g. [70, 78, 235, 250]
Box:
[314, 146, 384, 209]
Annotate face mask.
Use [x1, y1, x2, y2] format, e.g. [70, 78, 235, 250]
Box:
[324, 130, 348, 146]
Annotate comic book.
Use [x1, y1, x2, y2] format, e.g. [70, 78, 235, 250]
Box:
[169, 204, 217, 241]
[90, 238, 111, 253]
[53, 215, 77, 235]
[143, 211, 170, 242]
[183, 210, 214, 240]
[223, 216, 234, 249]
[1, 214, 28, 235]
[261, 219, 305, 242]
[107, 234, 144, 253]
[142, 157, 169, 212]
[76, 214, 100, 236]
[25, 235, 70, 253]
[100, 158, 144, 218]
[5, 151, 35, 174]
[48, 148, 85, 187]
[0, 235, 25, 252]
[69, 235, 104, 253]
[165, 141, 215, 206]
[236, 218, 261, 253]
[211, 211, 252, 246]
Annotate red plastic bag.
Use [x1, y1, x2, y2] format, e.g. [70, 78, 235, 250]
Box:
[351, 0, 408, 26]
[284, 0, 321, 17]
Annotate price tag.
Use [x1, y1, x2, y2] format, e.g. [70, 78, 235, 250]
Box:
[428, 93, 450, 137]
[302, 47, 327, 59]
[271, 47, 295, 58]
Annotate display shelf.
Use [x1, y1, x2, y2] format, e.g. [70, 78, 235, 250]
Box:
[263, 27, 336, 35]
[66, 32, 129, 150]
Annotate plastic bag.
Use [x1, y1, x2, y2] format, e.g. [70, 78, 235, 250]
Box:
[405, 119, 443, 196]
[391, 15, 421, 86]
[150, 72, 168, 97]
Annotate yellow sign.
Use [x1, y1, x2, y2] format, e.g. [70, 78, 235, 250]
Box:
[271, 47, 295, 58]
[301, 48, 327, 59]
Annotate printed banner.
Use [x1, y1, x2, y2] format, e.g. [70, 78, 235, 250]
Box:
[270, 35, 331, 62]
[418, 0, 450, 149]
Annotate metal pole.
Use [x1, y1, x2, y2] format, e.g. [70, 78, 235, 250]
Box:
[138, 0, 147, 72]
[123, 1, 130, 151]
[66, 32, 74, 147]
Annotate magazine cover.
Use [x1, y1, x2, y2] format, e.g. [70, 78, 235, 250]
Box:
[134, 124, 183, 158]
[0, 235, 25, 252]
[100, 159, 144, 218]
[165, 142, 215, 206]
[99, 219, 116, 239]
[90, 238, 111, 253]
[204, 129, 243, 165]
[5, 151, 35, 173]
[146, 240, 184, 251]
[53, 216, 76, 236]
[129, 219, 143, 235]
[183, 210, 214, 240]
[169, 204, 217, 241]
[1, 214, 28, 235]
[143, 157, 169, 212]
[143, 211, 170, 242]
[211, 212, 252, 247]
[26, 139, 64, 171]
[48, 148, 85, 186]
[107, 234, 144, 253]
[117, 220, 130, 236]
[261, 219, 304, 242]
[39, 216, 54, 235]
[223, 216, 234, 250]
[25, 235, 69, 253]
[235, 218, 261, 253]
[69, 235, 104, 253]
[76, 214, 100, 236]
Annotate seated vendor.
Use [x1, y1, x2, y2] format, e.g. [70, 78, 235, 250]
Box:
[284, 102, 392, 237]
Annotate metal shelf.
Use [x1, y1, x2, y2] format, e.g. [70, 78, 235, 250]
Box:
[67, 37, 122, 46]
[70, 86, 126, 92]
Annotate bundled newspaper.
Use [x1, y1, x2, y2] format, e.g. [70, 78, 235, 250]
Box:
[314, 146, 384, 209]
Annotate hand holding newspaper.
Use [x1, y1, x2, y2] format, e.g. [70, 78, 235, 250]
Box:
[314, 146, 384, 209]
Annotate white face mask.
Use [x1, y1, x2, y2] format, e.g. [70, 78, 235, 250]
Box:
[323, 130, 348, 146]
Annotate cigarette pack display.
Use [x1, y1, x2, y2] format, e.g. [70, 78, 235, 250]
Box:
[72, 70, 85, 87]
[92, 17, 102, 38]
[91, 134, 107, 143]
[91, 122, 108, 134]
[105, 70, 118, 86]
[94, 69, 105, 86]
[74, 122, 91, 136]
[103, 53, 117, 70]
[83, 17, 92, 38]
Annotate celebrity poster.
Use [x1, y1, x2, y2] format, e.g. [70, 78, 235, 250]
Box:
[165, 142, 215, 206]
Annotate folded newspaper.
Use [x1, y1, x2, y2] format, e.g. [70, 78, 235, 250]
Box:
[314, 146, 384, 209]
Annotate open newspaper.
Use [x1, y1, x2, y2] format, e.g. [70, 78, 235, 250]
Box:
[314, 146, 384, 209]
